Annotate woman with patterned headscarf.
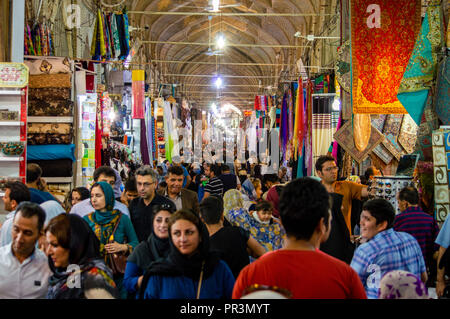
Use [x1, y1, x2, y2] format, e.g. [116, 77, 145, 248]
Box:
[83, 181, 139, 299]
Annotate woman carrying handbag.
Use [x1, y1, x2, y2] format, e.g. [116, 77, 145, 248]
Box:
[84, 181, 139, 299]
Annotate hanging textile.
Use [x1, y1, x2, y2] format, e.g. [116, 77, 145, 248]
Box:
[163, 101, 175, 163]
[280, 93, 288, 162]
[91, 9, 106, 60]
[398, 114, 419, 154]
[334, 121, 384, 164]
[312, 96, 333, 167]
[353, 114, 372, 152]
[305, 81, 314, 176]
[371, 114, 394, 165]
[415, 93, 439, 161]
[140, 119, 150, 165]
[383, 114, 404, 158]
[131, 70, 145, 119]
[397, 1, 444, 126]
[95, 98, 103, 169]
[335, 40, 351, 93]
[332, 115, 342, 160]
[432, 129, 450, 223]
[293, 78, 305, 160]
[351, 0, 421, 114]
[145, 98, 153, 166]
[434, 56, 450, 125]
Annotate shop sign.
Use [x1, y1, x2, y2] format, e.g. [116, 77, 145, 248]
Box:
[0, 63, 29, 87]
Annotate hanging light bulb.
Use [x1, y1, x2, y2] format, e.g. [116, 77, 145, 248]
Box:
[212, 0, 220, 12]
[215, 77, 223, 89]
[332, 97, 341, 111]
[216, 34, 226, 50]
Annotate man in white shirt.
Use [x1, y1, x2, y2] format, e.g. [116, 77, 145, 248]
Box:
[0, 181, 31, 247]
[70, 166, 129, 217]
[0, 202, 51, 299]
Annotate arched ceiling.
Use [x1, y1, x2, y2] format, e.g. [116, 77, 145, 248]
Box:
[103, 0, 336, 109]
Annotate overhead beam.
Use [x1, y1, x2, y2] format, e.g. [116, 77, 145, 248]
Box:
[143, 40, 310, 49]
[128, 11, 335, 17]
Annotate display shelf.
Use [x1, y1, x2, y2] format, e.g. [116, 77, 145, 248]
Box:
[28, 116, 73, 123]
[0, 121, 23, 126]
[45, 177, 73, 183]
[0, 157, 21, 162]
[0, 90, 24, 96]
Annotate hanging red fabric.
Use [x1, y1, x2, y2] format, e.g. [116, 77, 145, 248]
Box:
[132, 70, 145, 119]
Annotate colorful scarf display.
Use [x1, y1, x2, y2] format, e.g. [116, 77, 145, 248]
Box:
[293, 78, 305, 159]
[432, 129, 450, 223]
[131, 70, 145, 119]
[397, 1, 444, 125]
[351, 0, 421, 114]
[312, 96, 333, 165]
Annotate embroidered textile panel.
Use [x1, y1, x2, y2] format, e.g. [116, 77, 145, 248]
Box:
[351, 0, 421, 114]
[398, 114, 419, 154]
[334, 120, 384, 163]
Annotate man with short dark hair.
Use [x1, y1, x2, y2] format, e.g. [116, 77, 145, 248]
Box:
[202, 164, 224, 199]
[350, 198, 427, 299]
[200, 196, 265, 279]
[0, 202, 51, 298]
[171, 157, 191, 188]
[232, 178, 367, 299]
[315, 155, 370, 236]
[69, 166, 130, 217]
[120, 176, 139, 207]
[394, 186, 440, 273]
[157, 165, 199, 214]
[0, 181, 31, 246]
[218, 164, 240, 194]
[129, 165, 174, 242]
[26, 163, 57, 204]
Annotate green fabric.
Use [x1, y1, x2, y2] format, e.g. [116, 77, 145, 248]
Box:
[91, 181, 116, 225]
[397, 2, 443, 125]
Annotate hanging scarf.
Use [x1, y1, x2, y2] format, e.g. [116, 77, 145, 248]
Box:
[280, 93, 288, 162]
[110, 13, 121, 59]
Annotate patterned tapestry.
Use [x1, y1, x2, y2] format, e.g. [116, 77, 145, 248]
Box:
[382, 114, 404, 160]
[398, 114, 419, 154]
[432, 129, 450, 223]
[415, 93, 439, 161]
[434, 56, 450, 125]
[351, 0, 421, 114]
[334, 120, 384, 164]
[397, 1, 443, 125]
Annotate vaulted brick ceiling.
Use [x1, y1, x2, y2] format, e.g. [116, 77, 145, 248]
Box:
[111, 0, 330, 108]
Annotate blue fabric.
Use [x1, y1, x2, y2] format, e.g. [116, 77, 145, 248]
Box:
[29, 188, 57, 204]
[435, 215, 450, 249]
[123, 261, 142, 295]
[350, 228, 426, 299]
[397, 90, 429, 126]
[181, 165, 189, 188]
[27, 144, 76, 161]
[143, 260, 235, 299]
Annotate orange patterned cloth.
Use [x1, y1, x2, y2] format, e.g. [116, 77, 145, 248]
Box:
[351, 0, 421, 114]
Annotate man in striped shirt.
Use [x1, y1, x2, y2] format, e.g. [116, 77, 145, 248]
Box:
[394, 187, 440, 274]
[203, 163, 224, 199]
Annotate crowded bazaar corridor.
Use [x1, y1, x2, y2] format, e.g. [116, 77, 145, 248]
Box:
[0, 0, 449, 306]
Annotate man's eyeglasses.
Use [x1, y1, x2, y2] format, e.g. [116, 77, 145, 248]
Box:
[323, 166, 338, 172]
[137, 182, 155, 188]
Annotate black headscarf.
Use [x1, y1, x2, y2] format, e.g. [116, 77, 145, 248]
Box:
[47, 214, 112, 299]
[139, 212, 220, 298]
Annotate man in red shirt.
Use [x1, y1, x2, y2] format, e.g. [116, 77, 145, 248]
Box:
[232, 178, 367, 299]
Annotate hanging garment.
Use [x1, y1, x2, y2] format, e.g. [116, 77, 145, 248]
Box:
[305, 81, 314, 176]
[280, 93, 288, 162]
[432, 129, 450, 223]
[353, 114, 372, 152]
[415, 93, 439, 161]
[382, 114, 404, 158]
[293, 78, 305, 160]
[110, 13, 121, 59]
[163, 101, 174, 163]
[140, 118, 150, 165]
[132, 70, 145, 119]
[312, 96, 333, 165]
[335, 40, 351, 93]
[397, 2, 443, 126]
[351, 0, 421, 114]
[398, 114, 419, 154]
[434, 56, 450, 125]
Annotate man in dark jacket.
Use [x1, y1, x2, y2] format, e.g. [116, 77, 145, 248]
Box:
[218, 165, 240, 194]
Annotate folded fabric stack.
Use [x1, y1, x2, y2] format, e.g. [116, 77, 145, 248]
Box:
[25, 58, 75, 180]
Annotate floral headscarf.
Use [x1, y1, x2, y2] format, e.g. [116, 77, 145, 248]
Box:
[224, 189, 244, 214]
[378, 270, 429, 299]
